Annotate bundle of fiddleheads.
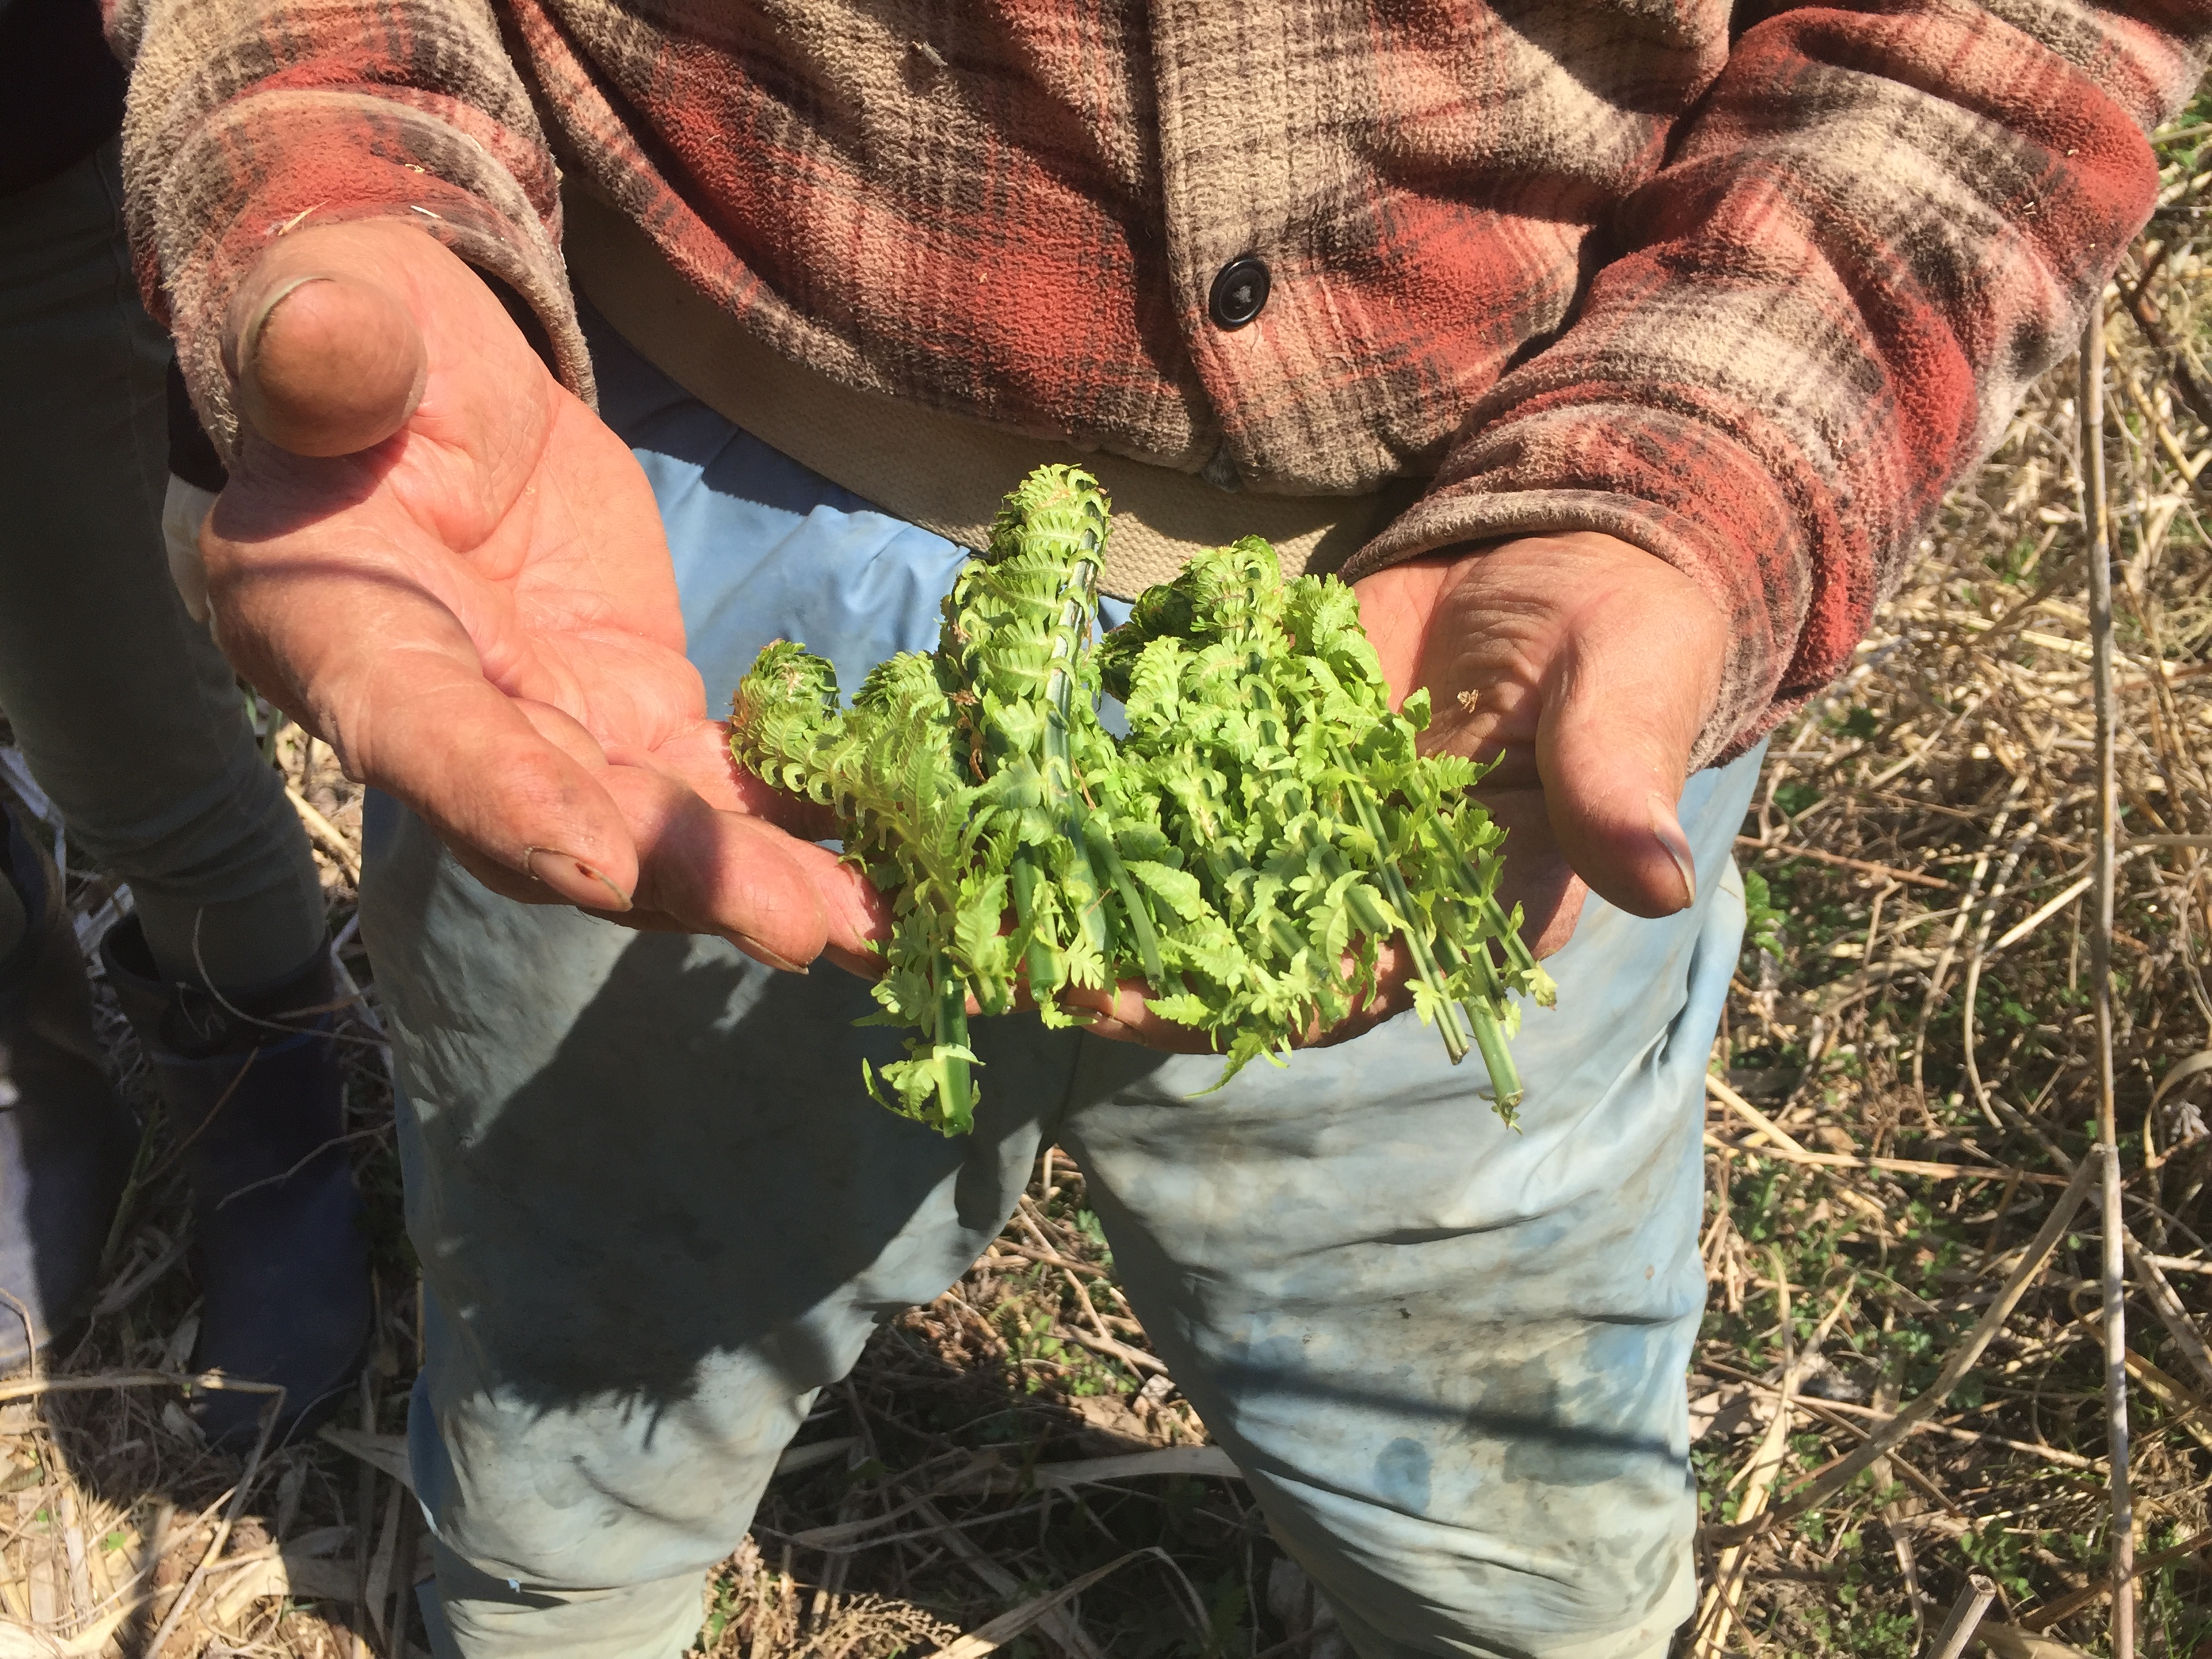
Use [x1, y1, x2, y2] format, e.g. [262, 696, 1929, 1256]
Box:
[731, 466, 1551, 1135]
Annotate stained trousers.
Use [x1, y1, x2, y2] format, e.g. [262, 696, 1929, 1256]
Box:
[366, 311, 1759, 1659]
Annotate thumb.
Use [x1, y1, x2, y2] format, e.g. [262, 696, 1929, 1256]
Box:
[1535, 588, 1725, 920]
[225, 270, 427, 457]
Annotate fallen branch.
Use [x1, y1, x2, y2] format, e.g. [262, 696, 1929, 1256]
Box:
[984, 1240, 1111, 1279]
[949, 1446, 1241, 1495]
[1696, 1361, 2100, 1471]
[285, 783, 363, 880]
[2121, 1230, 2212, 1396]
[1702, 1130, 2047, 1185]
[2116, 268, 2212, 441]
[1058, 1322, 1168, 1376]
[0, 1369, 283, 1405]
[1734, 837, 1954, 890]
[1704, 1076, 2056, 1184]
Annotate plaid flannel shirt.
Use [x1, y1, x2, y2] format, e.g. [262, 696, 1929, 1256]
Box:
[108, 0, 2210, 760]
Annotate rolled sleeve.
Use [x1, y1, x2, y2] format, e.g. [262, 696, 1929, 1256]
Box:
[1348, 0, 2211, 765]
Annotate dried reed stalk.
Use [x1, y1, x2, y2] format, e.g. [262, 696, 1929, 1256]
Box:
[1929, 1572, 1999, 1659]
[2083, 302, 2137, 1659]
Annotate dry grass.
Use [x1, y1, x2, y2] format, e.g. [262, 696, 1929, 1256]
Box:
[1679, 108, 2212, 1656]
[8, 110, 2212, 1659]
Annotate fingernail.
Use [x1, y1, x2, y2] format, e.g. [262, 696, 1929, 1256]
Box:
[523, 847, 633, 912]
[731, 933, 811, 975]
[1647, 792, 1696, 912]
[241, 275, 334, 368]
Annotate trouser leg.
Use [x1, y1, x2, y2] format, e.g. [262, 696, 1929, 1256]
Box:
[367, 797, 1076, 1656]
[1061, 750, 1761, 1659]
[364, 324, 1073, 1652]
[421, 1533, 712, 1659]
[0, 141, 323, 989]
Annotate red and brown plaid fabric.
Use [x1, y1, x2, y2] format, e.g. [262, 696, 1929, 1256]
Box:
[109, 0, 2210, 760]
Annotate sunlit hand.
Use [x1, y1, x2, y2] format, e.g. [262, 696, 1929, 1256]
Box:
[1358, 532, 1727, 955]
[1079, 531, 1727, 1050]
[198, 220, 884, 972]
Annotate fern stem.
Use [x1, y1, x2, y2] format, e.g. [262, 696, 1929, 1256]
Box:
[1429, 924, 1523, 1112]
[935, 964, 973, 1132]
[1009, 852, 1057, 1004]
[1332, 758, 1467, 1063]
[1083, 817, 1165, 989]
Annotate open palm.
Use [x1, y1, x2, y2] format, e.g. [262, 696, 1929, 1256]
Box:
[201, 221, 881, 972]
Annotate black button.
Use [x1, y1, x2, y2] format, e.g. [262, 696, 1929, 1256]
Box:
[1208, 255, 1271, 330]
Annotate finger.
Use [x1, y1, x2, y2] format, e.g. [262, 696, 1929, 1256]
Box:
[512, 697, 614, 771]
[586, 729, 882, 958]
[1474, 783, 1589, 957]
[163, 476, 218, 626]
[226, 271, 428, 457]
[1536, 619, 1720, 920]
[1062, 981, 1221, 1053]
[638, 719, 845, 840]
[446, 840, 640, 913]
[334, 640, 644, 911]
[443, 836, 730, 941]
[594, 763, 890, 969]
[523, 707, 847, 920]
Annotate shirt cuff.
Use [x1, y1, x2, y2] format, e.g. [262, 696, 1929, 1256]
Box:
[146, 89, 592, 464]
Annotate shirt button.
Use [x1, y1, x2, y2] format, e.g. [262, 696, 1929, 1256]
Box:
[1208, 255, 1271, 330]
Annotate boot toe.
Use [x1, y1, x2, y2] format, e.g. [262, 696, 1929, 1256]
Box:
[99, 915, 375, 1448]
[190, 1158, 373, 1448]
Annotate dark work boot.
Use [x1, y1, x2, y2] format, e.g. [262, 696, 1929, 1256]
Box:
[101, 915, 371, 1445]
[0, 798, 138, 1371]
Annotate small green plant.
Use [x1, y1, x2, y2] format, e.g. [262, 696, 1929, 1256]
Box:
[1773, 780, 1822, 817]
[1742, 868, 1788, 962]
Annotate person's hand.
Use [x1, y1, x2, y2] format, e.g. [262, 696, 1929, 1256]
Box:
[1077, 531, 1726, 1050]
[198, 220, 884, 972]
[1356, 531, 1727, 956]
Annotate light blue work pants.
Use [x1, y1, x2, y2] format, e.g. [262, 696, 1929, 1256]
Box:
[365, 314, 1761, 1659]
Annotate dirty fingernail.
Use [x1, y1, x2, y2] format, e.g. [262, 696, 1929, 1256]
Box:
[731, 933, 811, 975]
[523, 847, 634, 912]
[1647, 792, 1696, 912]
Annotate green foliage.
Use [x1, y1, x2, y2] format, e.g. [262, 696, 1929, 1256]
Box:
[1774, 780, 1822, 817]
[731, 466, 1551, 1134]
[1742, 868, 1788, 962]
[1961, 1519, 2039, 1605]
